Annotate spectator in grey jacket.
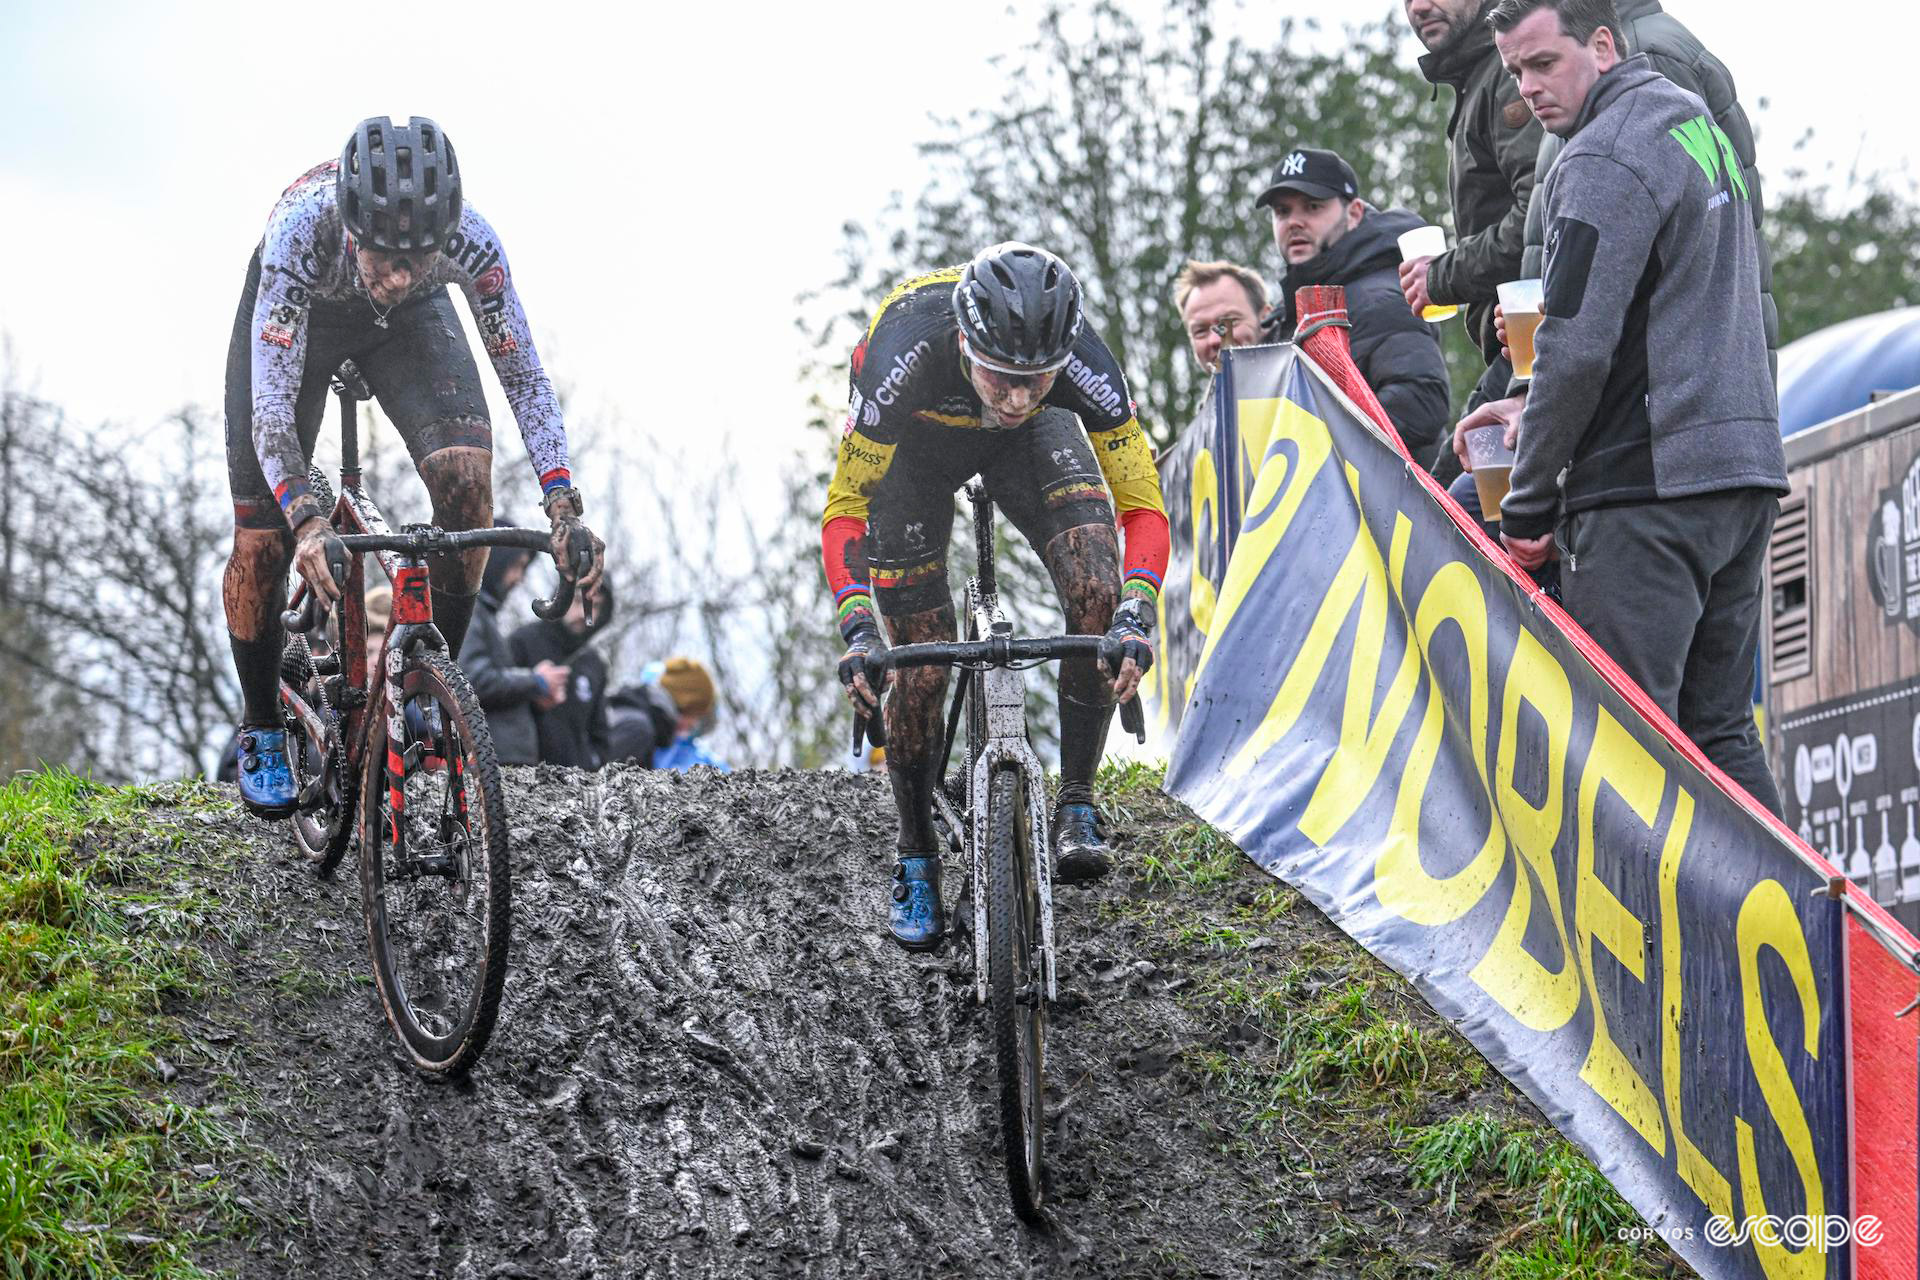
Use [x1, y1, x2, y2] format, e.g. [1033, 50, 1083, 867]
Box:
[460, 526, 566, 767]
[1457, 0, 1787, 813]
[1513, 0, 1775, 386]
[1255, 148, 1453, 458]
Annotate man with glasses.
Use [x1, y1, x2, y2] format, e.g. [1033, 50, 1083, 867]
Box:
[822, 243, 1168, 950]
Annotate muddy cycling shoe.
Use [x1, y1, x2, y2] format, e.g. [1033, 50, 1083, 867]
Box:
[1052, 802, 1113, 883]
[235, 727, 297, 820]
[889, 855, 946, 951]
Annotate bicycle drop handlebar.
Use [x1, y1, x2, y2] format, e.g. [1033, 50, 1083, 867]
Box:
[849, 634, 1148, 753]
[280, 525, 594, 635]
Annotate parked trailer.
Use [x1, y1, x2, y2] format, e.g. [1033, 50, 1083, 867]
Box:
[1768, 384, 1920, 934]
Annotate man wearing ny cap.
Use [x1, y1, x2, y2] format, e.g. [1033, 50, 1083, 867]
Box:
[1257, 147, 1451, 459]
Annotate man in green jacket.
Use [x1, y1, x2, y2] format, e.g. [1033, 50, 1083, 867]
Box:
[1401, 0, 1544, 415]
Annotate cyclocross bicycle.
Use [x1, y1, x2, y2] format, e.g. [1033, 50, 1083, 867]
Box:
[851, 480, 1144, 1226]
[276, 362, 589, 1075]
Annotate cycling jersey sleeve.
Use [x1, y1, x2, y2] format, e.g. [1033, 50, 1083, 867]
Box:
[250, 185, 331, 531]
[1054, 332, 1169, 605]
[445, 206, 572, 496]
[820, 290, 950, 639]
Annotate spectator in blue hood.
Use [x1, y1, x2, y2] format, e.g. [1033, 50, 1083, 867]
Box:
[607, 657, 730, 772]
[1256, 147, 1453, 461]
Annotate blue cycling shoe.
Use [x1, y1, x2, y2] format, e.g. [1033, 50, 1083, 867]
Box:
[889, 855, 946, 952]
[236, 726, 297, 820]
[1052, 802, 1113, 883]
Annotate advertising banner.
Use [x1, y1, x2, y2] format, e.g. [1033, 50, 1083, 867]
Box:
[1158, 341, 1874, 1279]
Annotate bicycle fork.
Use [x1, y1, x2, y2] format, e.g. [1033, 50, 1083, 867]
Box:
[965, 660, 1058, 1008]
[379, 553, 463, 880]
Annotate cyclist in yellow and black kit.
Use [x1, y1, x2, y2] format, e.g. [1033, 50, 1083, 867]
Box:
[822, 243, 1169, 950]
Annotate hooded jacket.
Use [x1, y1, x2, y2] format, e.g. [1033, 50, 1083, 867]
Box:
[1262, 206, 1452, 453]
[461, 582, 541, 767]
[1519, 0, 1775, 372]
[1501, 57, 1787, 541]
[509, 613, 612, 769]
[1417, 1, 1545, 364]
[606, 684, 678, 768]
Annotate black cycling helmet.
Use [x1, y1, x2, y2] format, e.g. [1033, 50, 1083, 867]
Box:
[951, 242, 1084, 374]
[337, 116, 462, 253]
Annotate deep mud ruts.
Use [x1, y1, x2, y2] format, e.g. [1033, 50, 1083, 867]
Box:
[155, 766, 1493, 1279]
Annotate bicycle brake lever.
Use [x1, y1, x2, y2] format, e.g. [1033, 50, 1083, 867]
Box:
[1120, 694, 1146, 744]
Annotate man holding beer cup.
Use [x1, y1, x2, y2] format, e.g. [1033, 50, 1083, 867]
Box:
[1453, 0, 1787, 813]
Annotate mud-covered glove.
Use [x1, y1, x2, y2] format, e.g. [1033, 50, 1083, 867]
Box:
[1105, 598, 1154, 675]
[1103, 597, 1154, 703]
[542, 486, 607, 598]
[291, 517, 347, 606]
[837, 616, 886, 713]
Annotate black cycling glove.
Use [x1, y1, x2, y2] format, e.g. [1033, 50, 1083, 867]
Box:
[838, 617, 886, 711]
[1104, 597, 1155, 677]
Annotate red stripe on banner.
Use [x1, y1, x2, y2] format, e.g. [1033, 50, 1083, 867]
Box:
[1848, 913, 1918, 1278]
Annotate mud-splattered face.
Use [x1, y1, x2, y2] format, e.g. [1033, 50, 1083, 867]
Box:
[354, 243, 439, 306]
[962, 342, 1060, 428]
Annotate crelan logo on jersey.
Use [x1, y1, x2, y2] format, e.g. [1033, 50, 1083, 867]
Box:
[1669, 115, 1748, 205]
[872, 339, 933, 408]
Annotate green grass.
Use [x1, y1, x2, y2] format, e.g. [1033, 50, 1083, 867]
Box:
[0, 769, 244, 1279]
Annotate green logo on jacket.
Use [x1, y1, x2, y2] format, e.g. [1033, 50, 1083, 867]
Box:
[1669, 114, 1749, 201]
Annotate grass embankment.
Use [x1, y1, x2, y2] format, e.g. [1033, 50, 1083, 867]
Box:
[0, 771, 249, 1280]
[1092, 761, 1682, 1280]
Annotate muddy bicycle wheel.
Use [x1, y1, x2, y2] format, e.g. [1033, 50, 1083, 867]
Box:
[357, 650, 511, 1075]
[283, 635, 356, 873]
[986, 765, 1047, 1225]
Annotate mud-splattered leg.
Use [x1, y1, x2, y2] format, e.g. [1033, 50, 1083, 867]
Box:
[418, 444, 492, 659]
[224, 525, 293, 725]
[1041, 522, 1121, 806]
[881, 605, 957, 852]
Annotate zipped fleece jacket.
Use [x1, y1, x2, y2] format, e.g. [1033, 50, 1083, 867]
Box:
[1501, 57, 1787, 541]
[1519, 0, 1776, 369]
[1417, 2, 1544, 365]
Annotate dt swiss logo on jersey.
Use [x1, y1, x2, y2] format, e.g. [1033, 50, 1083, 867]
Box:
[872, 339, 933, 408]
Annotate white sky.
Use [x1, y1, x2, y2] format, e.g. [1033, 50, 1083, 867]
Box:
[1, 0, 1914, 484]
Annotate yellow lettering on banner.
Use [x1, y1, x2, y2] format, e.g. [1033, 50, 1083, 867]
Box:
[1468, 628, 1580, 1031]
[1658, 790, 1734, 1222]
[1225, 462, 1414, 810]
[1574, 709, 1668, 1154]
[1184, 448, 1221, 711]
[1191, 399, 1331, 691]
[1375, 562, 1504, 926]
[1734, 880, 1825, 1280]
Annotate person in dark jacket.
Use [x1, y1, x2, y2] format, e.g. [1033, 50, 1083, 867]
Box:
[1254, 148, 1452, 458]
[1402, 0, 1546, 425]
[509, 583, 613, 769]
[606, 657, 730, 772]
[1459, 0, 1787, 814]
[1515, 0, 1774, 382]
[460, 526, 563, 767]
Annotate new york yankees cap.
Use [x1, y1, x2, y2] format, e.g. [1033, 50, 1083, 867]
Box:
[1254, 148, 1362, 210]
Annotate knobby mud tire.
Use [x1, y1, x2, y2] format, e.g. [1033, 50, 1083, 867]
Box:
[986, 765, 1047, 1226]
[358, 650, 511, 1076]
[283, 635, 356, 874]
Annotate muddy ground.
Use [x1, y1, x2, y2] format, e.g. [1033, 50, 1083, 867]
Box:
[112, 765, 1667, 1279]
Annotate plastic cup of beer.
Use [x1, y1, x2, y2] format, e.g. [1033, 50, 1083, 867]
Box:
[1497, 279, 1545, 379]
[1465, 424, 1517, 516]
[1397, 225, 1459, 323]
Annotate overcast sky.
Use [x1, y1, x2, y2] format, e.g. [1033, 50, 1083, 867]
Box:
[2, 1, 1914, 494]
